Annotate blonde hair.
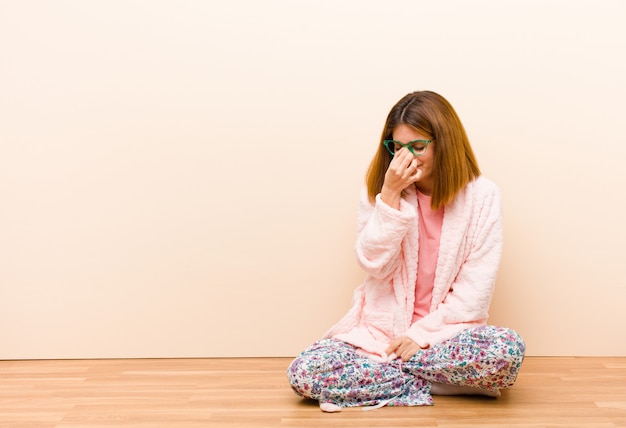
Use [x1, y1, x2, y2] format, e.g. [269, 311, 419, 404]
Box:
[366, 91, 480, 210]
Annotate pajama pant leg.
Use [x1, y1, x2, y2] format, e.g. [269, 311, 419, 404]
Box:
[405, 325, 526, 392]
[287, 326, 525, 409]
[287, 338, 431, 408]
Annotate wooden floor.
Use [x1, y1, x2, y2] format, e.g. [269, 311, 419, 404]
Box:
[1, 357, 626, 427]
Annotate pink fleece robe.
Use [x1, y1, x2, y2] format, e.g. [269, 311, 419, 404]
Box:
[324, 177, 503, 362]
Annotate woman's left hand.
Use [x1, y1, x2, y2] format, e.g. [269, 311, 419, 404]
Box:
[386, 336, 422, 362]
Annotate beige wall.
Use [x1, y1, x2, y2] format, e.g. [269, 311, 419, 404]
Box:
[1, 0, 625, 359]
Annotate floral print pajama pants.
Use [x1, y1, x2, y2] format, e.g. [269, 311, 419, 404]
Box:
[287, 326, 525, 409]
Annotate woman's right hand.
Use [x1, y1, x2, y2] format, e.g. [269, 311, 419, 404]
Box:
[380, 148, 422, 209]
[386, 336, 422, 362]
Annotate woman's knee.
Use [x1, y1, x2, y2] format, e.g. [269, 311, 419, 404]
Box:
[468, 326, 526, 362]
[286, 339, 348, 392]
[496, 327, 526, 360]
[287, 355, 315, 398]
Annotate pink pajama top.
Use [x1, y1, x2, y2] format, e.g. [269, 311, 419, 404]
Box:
[413, 191, 444, 324]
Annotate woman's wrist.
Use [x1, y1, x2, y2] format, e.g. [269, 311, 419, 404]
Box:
[380, 186, 401, 210]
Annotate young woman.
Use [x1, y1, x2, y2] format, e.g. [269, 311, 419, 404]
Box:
[287, 91, 525, 412]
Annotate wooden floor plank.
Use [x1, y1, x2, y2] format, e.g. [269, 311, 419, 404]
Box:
[1, 357, 625, 427]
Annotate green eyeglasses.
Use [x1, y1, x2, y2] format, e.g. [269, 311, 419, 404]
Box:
[383, 139, 432, 157]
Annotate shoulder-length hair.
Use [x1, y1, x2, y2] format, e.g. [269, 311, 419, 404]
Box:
[365, 91, 481, 210]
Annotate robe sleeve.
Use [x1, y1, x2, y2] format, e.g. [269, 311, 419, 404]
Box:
[354, 188, 416, 280]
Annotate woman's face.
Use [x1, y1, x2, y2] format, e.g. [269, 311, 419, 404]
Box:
[391, 124, 435, 195]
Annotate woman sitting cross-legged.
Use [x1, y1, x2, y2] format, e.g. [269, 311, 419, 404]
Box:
[287, 90, 526, 412]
